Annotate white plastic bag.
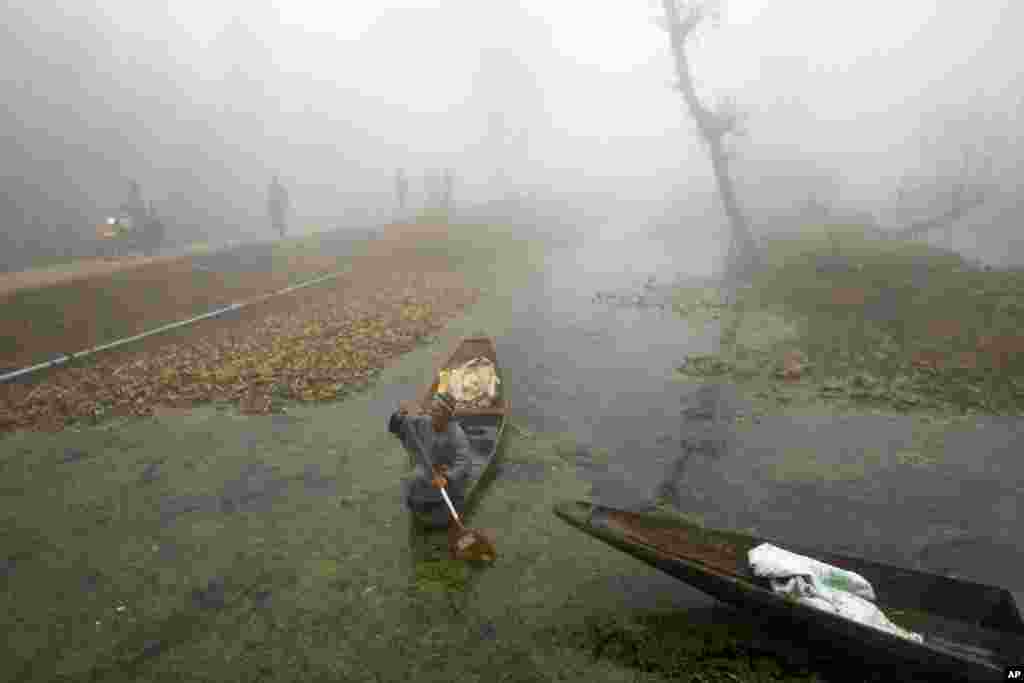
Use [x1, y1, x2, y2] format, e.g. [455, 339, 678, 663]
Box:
[749, 543, 876, 601]
[749, 543, 923, 643]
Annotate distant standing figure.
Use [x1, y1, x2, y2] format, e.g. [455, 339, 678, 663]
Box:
[144, 201, 165, 256]
[424, 170, 441, 210]
[395, 168, 409, 214]
[125, 180, 147, 229]
[442, 168, 455, 211]
[267, 175, 290, 239]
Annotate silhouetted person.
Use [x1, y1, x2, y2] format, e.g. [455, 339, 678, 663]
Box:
[118, 180, 147, 233]
[442, 168, 455, 211]
[267, 175, 290, 239]
[144, 201, 165, 256]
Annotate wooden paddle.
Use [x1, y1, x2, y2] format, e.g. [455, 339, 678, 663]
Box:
[440, 484, 497, 563]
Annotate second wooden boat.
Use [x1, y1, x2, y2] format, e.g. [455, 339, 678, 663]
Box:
[554, 500, 1024, 681]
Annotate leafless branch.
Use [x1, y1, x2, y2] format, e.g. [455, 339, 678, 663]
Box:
[889, 193, 986, 241]
[884, 136, 994, 241]
[662, 0, 710, 43]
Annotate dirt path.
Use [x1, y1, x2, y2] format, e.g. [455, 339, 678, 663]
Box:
[0, 252, 191, 298]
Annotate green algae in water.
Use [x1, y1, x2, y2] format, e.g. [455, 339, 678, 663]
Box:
[555, 610, 822, 682]
[413, 559, 472, 594]
[894, 449, 940, 468]
[648, 501, 706, 529]
[678, 354, 735, 377]
[760, 446, 886, 485]
[307, 558, 341, 580]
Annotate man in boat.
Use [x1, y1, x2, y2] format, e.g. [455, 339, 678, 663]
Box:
[388, 392, 472, 528]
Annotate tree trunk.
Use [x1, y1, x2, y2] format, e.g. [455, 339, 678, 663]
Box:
[661, 0, 761, 282]
[708, 141, 759, 278]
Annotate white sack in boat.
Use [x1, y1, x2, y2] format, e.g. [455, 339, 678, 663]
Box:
[446, 357, 499, 406]
[748, 543, 923, 643]
[749, 543, 876, 600]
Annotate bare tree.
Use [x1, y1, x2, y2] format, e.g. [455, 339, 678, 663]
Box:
[886, 143, 991, 249]
[659, 0, 761, 282]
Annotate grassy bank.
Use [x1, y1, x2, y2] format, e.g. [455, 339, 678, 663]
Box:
[673, 226, 1024, 416]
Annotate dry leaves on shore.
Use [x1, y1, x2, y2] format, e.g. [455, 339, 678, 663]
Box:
[0, 254, 478, 432]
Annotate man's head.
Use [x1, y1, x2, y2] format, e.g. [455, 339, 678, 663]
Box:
[430, 392, 456, 431]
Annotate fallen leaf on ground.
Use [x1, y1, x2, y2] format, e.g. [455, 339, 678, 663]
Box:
[830, 287, 867, 306]
[910, 350, 946, 372]
[925, 319, 963, 340]
[779, 350, 809, 381]
[978, 334, 1024, 370]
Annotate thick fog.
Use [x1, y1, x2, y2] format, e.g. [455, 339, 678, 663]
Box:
[1, 0, 1021, 269]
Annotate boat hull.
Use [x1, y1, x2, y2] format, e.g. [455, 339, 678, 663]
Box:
[554, 500, 1024, 682]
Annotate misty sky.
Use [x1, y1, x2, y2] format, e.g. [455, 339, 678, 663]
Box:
[2, 0, 1021, 249]
[154, 0, 1021, 193]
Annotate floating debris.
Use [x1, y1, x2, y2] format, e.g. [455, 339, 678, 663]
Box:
[59, 448, 91, 464]
[191, 577, 227, 610]
[677, 354, 734, 377]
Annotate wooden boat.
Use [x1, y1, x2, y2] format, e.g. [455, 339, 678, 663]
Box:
[554, 500, 1024, 681]
[410, 337, 507, 528]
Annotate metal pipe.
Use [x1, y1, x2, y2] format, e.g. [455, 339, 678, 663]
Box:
[0, 268, 349, 384]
